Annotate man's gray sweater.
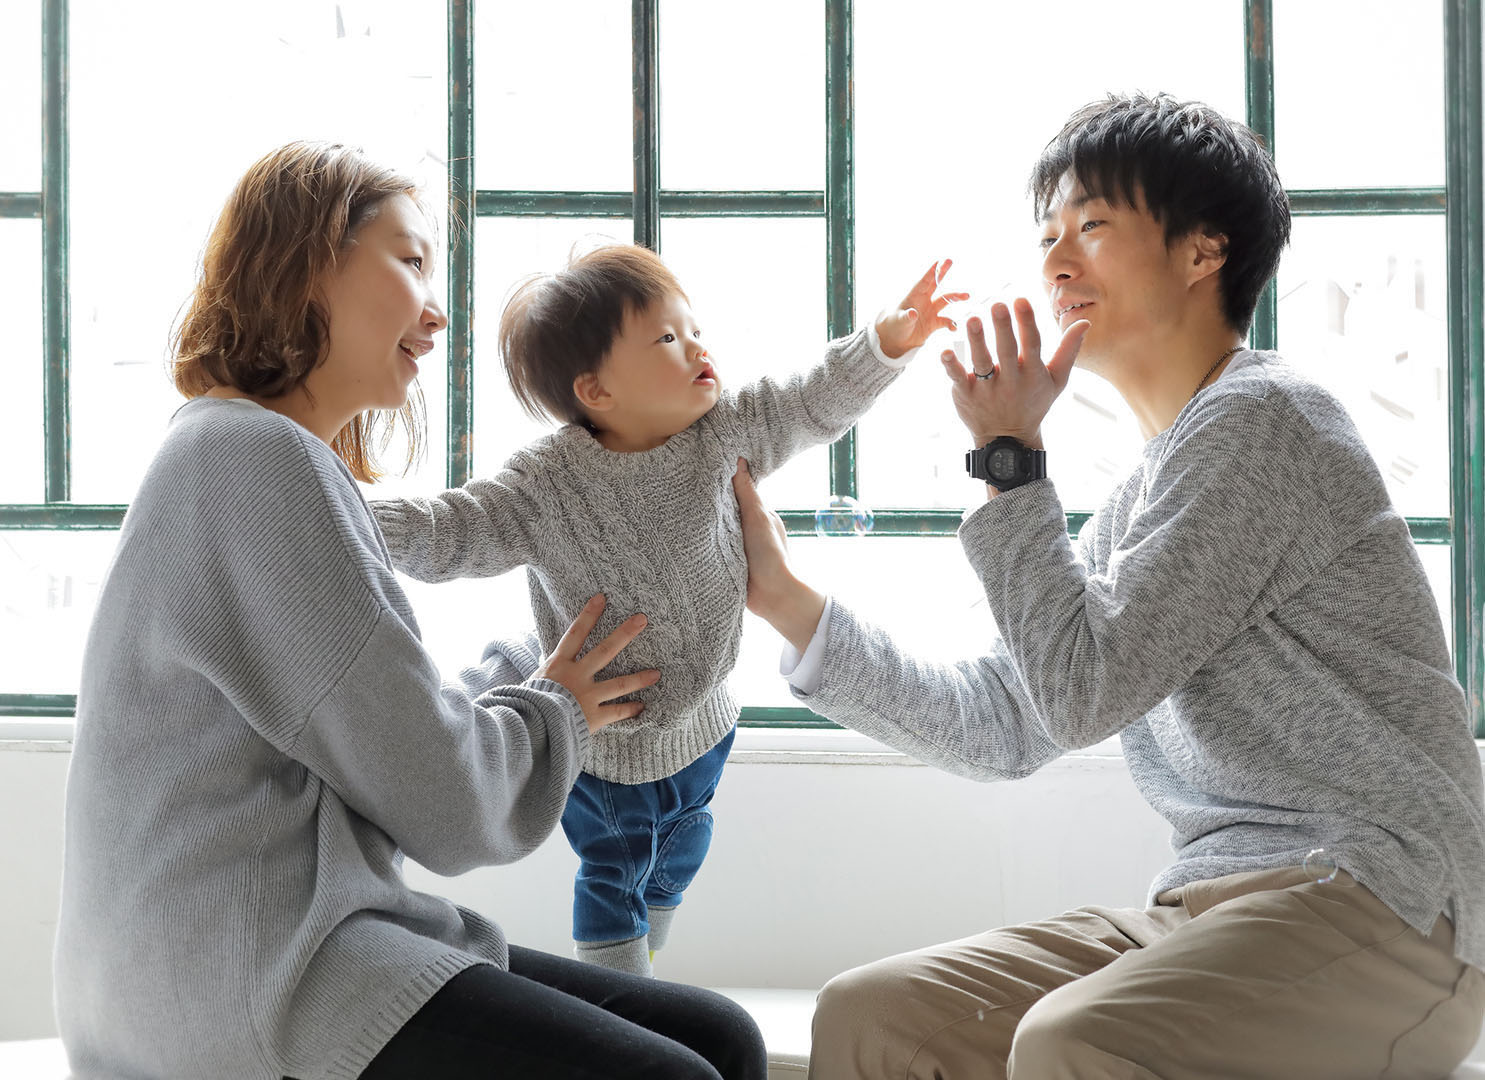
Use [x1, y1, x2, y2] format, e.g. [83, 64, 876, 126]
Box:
[54, 397, 588, 1079]
[373, 328, 902, 784]
[796, 350, 1485, 971]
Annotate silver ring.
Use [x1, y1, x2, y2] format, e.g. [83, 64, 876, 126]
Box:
[975, 370, 995, 380]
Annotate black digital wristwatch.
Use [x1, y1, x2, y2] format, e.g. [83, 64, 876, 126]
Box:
[966, 436, 1047, 491]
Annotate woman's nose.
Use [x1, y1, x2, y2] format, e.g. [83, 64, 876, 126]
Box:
[424, 293, 449, 334]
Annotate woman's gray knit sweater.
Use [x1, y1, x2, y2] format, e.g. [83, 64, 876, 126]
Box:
[54, 396, 589, 1079]
[373, 328, 902, 784]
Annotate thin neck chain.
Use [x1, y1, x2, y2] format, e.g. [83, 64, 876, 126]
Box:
[1193, 345, 1243, 401]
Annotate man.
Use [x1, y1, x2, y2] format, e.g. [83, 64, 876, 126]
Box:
[731, 93, 1485, 1078]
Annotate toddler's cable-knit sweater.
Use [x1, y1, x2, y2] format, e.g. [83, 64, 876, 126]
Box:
[374, 328, 902, 783]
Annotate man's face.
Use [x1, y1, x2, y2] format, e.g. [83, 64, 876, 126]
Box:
[1037, 174, 1193, 369]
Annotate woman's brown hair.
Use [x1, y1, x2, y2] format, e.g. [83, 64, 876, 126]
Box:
[171, 141, 427, 482]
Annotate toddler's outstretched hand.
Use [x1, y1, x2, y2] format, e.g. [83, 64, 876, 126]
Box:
[874, 259, 969, 360]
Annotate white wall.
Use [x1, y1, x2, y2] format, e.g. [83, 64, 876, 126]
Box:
[0, 729, 1175, 1041]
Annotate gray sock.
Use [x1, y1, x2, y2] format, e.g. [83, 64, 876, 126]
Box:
[575, 935, 653, 978]
[647, 905, 679, 953]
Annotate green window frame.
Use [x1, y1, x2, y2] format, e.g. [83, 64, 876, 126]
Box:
[4, 0, 1482, 734]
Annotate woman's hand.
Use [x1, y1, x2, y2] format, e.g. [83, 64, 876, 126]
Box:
[731, 459, 827, 654]
[939, 297, 1090, 449]
[536, 594, 660, 735]
[874, 259, 970, 361]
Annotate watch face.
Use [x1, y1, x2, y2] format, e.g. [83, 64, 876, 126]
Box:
[990, 447, 1019, 479]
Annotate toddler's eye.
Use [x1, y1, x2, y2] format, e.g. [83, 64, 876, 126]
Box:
[693, 329, 702, 339]
[405, 256, 424, 271]
[1081, 220, 1103, 232]
[658, 333, 675, 343]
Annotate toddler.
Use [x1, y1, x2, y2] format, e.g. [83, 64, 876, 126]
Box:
[372, 244, 962, 975]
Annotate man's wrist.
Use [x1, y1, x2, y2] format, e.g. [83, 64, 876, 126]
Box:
[970, 429, 1044, 451]
[763, 576, 828, 656]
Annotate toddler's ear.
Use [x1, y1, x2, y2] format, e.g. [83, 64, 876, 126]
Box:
[573, 371, 613, 414]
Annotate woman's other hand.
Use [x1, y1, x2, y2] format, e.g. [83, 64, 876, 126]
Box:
[731, 459, 826, 654]
[536, 595, 660, 734]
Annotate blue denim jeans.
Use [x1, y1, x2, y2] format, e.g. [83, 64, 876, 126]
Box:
[560, 728, 735, 944]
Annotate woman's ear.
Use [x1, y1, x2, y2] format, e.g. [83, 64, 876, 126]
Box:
[573, 371, 613, 414]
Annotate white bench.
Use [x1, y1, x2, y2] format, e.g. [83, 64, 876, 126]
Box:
[6, 993, 1483, 1080]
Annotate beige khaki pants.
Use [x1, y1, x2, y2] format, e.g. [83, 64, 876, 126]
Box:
[810, 866, 1485, 1079]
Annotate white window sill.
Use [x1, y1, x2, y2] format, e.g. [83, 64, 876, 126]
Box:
[11, 719, 1481, 769]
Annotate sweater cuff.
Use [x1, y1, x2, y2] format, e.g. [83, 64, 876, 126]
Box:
[780, 596, 835, 695]
[867, 322, 919, 370]
[526, 676, 592, 772]
[957, 478, 1067, 582]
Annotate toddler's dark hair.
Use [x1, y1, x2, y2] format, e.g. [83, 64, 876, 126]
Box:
[499, 243, 686, 425]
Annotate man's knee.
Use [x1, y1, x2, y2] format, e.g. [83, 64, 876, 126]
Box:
[1008, 987, 1145, 1079]
[811, 963, 903, 1077]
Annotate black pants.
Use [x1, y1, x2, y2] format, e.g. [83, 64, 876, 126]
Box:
[356, 945, 768, 1079]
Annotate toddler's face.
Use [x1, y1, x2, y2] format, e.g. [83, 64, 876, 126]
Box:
[594, 292, 721, 439]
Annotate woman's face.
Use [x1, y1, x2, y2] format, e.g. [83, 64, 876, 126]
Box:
[313, 193, 447, 418]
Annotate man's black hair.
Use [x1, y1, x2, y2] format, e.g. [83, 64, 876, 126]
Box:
[1029, 93, 1291, 335]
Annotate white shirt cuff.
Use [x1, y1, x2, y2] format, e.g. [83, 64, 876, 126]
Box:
[779, 596, 835, 695]
[867, 322, 919, 371]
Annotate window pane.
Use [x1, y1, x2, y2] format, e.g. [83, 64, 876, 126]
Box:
[0, 0, 41, 190]
[68, 0, 448, 504]
[733, 534, 999, 710]
[661, 217, 828, 510]
[1276, 215, 1449, 519]
[853, 0, 1243, 513]
[0, 220, 44, 503]
[475, 2, 631, 192]
[397, 570, 537, 678]
[473, 217, 634, 476]
[0, 531, 117, 694]
[1417, 543, 1454, 656]
[1274, 1, 1444, 188]
[659, 0, 824, 191]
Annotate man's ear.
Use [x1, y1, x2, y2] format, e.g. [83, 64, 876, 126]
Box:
[1188, 229, 1229, 285]
[573, 370, 613, 414]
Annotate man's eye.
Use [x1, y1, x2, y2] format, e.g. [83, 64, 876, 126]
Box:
[658, 333, 675, 343]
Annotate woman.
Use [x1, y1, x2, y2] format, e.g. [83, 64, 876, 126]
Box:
[53, 141, 766, 1080]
